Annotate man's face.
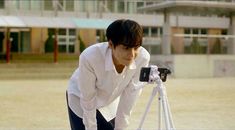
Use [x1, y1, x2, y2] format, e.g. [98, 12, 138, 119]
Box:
[109, 42, 140, 66]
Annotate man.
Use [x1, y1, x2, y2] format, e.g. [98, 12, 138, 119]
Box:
[66, 19, 150, 130]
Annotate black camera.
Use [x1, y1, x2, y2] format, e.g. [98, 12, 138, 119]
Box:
[139, 67, 171, 82]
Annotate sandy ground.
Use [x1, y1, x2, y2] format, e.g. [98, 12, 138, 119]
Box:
[0, 77, 235, 130]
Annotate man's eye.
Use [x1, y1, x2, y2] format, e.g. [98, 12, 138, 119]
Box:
[123, 46, 129, 50]
[134, 46, 140, 50]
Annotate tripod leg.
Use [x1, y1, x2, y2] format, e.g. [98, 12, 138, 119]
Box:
[160, 85, 176, 130]
[165, 95, 176, 129]
[137, 87, 158, 130]
[158, 96, 162, 130]
[162, 95, 171, 130]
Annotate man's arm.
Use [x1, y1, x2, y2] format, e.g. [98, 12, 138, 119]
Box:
[115, 56, 150, 130]
[78, 54, 97, 130]
[114, 81, 143, 130]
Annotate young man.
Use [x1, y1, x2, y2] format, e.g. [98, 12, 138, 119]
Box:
[66, 19, 150, 130]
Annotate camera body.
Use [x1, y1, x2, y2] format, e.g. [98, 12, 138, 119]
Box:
[139, 67, 171, 82]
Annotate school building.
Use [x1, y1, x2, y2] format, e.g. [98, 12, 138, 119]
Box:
[0, 0, 234, 77]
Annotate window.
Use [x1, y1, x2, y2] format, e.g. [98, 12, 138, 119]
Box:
[69, 29, 76, 35]
[143, 27, 149, 37]
[137, 2, 144, 8]
[77, 1, 85, 12]
[151, 27, 158, 37]
[57, 0, 64, 11]
[127, 2, 135, 13]
[85, 1, 97, 12]
[193, 29, 199, 34]
[184, 28, 191, 38]
[69, 38, 75, 42]
[59, 38, 66, 42]
[107, 0, 115, 12]
[183, 28, 209, 54]
[142, 45, 161, 54]
[0, 0, 4, 9]
[66, 0, 74, 11]
[221, 29, 228, 35]
[96, 30, 106, 42]
[143, 27, 163, 37]
[12, 0, 20, 9]
[57, 29, 76, 53]
[31, 0, 42, 11]
[117, 1, 125, 13]
[44, 0, 53, 10]
[69, 45, 74, 53]
[59, 45, 66, 52]
[201, 29, 207, 35]
[159, 27, 163, 35]
[184, 28, 190, 34]
[47, 28, 75, 53]
[58, 29, 66, 35]
[48, 29, 55, 35]
[21, 0, 30, 10]
[146, 2, 154, 6]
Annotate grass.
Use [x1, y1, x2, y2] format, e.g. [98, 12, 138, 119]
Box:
[0, 53, 79, 63]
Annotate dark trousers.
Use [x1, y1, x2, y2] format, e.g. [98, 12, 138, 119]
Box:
[66, 92, 115, 130]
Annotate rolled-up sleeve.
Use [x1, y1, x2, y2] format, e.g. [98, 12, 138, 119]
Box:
[115, 57, 149, 130]
[78, 54, 97, 130]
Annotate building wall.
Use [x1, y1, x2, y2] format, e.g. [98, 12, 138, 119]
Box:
[228, 15, 235, 54]
[174, 55, 235, 78]
[78, 29, 97, 47]
[176, 15, 229, 29]
[150, 55, 235, 78]
[171, 27, 184, 54]
[208, 29, 221, 53]
[31, 28, 47, 53]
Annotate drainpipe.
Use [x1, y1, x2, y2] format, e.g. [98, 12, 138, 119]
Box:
[53, 0, 59, 63]
[54, 29, 58, 63]
[6, 28, 10, 63]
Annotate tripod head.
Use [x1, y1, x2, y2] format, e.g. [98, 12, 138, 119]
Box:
[139, 65, 171, 83]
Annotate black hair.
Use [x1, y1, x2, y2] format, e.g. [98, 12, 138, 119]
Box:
[106, 19, 143, 48]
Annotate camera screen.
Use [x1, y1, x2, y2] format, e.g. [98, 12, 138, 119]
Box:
[139, 67, 151, 82]
[139, 67, 171, 82]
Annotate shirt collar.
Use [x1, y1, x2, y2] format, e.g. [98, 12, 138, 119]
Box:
[105, 48, 136, 71]
[128, 60, 136, 70]
[105, 48, 115, 71]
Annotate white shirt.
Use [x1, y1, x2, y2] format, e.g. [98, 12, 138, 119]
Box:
[67, 42, 150, 130]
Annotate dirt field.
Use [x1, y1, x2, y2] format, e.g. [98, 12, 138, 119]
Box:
[0, 77, 235, 130]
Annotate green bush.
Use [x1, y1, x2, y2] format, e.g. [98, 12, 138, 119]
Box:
[99, 31, 107, 42]
[171, 44, 175, 54]
[78, 35, 86, 53]
[190, 37, 202, 54]
[45, 31, 54, 53]
[211, 38, 223, 54]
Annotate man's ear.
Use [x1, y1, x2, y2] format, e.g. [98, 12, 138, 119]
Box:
[108, 40, 113, 48]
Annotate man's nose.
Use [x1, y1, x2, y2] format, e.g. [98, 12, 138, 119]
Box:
[127, 48, 135, 58]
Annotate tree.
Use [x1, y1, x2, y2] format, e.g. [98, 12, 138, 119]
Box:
[190, 37, 202, 54]
[211, 38, 223, 54]
[78, 35, 86, 53]
[45, 31, 54, 53]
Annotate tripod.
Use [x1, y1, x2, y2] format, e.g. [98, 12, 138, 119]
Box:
[137, 76, 176, 130]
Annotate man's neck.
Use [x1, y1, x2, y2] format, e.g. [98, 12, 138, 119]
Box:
[112, 55, 125, 73]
